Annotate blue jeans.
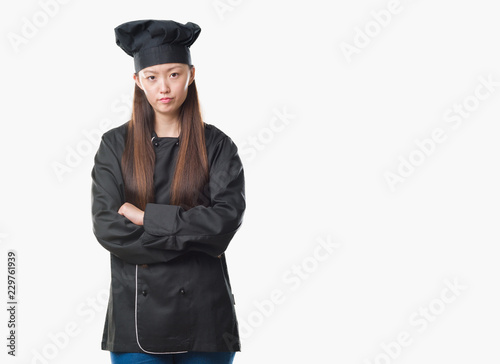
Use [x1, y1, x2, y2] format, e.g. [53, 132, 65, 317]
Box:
[110, 351, 235, 364]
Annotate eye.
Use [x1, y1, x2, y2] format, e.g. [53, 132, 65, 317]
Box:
[147, 75, 156, 81]
[170, 73, 179, 78]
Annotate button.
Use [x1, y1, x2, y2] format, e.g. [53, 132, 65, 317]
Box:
[175, 142, 179, 146]
[140, 264, 148, 268]
[154, 142, 159, 147]
[142, 290, 148, 296]
[179, 288, 185, 295]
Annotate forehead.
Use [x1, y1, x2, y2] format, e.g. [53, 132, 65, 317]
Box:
[141, 63, 187, 74]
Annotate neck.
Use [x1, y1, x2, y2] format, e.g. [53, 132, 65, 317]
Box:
[154, 112, 181, 137]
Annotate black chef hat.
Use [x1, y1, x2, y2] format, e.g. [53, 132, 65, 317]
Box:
[114, 19, 201, 73]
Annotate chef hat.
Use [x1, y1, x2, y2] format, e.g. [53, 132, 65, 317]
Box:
[114, 19, 201, 73]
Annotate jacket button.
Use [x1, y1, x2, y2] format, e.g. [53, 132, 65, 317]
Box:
[140, 264, 148, 268]
[179, 288, 185, 295]
[142, 290, 148, 296]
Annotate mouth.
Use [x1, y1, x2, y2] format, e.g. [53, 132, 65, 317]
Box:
[159, 97, 173, 104]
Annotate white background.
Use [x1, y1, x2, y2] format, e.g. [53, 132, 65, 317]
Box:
[1, 0, 499, 363]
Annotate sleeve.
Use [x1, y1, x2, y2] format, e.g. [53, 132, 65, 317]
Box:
[140, 135, 246, 258]
[91, 135, 185, 265]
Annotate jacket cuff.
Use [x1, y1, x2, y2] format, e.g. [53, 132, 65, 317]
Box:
[143, 203, 179, 236]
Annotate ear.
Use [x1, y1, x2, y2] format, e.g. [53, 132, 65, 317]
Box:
[133, 73, 144, 90]
[188, 66, 196, 85]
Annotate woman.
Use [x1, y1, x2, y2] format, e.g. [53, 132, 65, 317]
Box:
[91, 19, 246, 364]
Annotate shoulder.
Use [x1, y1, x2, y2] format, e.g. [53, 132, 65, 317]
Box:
[203, 123, 241, 168]
[95, 121, 129, 161]
[100, 121, 129, 153]
[102, 120, 129, 145]
[204, 122, 237, 150]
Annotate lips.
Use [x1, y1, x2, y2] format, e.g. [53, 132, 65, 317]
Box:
[159, 97, 173, 104]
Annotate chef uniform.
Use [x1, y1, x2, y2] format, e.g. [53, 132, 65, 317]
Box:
[91, 19, 245, 355]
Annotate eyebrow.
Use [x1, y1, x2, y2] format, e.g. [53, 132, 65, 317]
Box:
[164, 66, 182, 72]
[143, 66, 183, 74]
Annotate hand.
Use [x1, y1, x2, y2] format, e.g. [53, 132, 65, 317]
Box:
[118, 202, 144, 226]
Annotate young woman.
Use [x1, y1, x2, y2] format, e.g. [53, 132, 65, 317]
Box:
[91, 19, 246, 364]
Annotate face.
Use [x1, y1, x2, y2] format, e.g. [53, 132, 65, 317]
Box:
[134, 63, 195, 121]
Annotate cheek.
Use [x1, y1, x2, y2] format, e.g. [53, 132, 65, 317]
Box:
[141, 84, 151, 96]
[142, 85, 157, 101]
[141, 88, 157, 107]
[176, 82, 189, 96]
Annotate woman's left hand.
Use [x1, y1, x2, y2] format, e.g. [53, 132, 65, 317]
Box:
[118, 202, 144, 226]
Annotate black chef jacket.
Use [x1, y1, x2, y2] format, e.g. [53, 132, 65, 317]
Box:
[91, 121, 245, 353]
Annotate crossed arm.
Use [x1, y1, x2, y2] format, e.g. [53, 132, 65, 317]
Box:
[91, 134, 246, 265]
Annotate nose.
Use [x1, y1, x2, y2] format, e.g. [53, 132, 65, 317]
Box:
[159, 77, 170, 94]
